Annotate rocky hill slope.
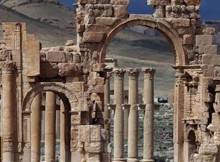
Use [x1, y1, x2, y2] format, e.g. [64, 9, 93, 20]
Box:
[0, 1, 75, 47]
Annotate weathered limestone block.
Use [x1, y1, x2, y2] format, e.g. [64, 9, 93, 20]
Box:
[202, 54, 215, 65]
[58, 63, 81, 77]
[113, 5, 128, 18]
[177, 27, 195, 35]
[199, 144, 218, 155]
[64, 52, 74, 62]
[88, 77, 105, 93]
[184, 0, 200, 5]
[96, 17, 120, 26]
[198, 144, 218, 162]
[71, 82, 85, 92]
[214, 66, 220, 80]
[46, 51, 66, 63]
[98, 0, 110, 4]
[147, 0, 170, 5]
[183, 34, 195, 45]
[83, 32, 105, 43]
[40, 62, 58, 78]
[86, 25, 107, 33]
[85, 142, 102, 153]
[77, 92, 90, 111]
[79, 125, 101, 142]
[111, 0, 129, 5]
[92, 63, 106, 72]
[196, 35, 213, 46]
[166, 18, 190, 27]
[203, 45, 217, 55]
[214, 131, 220, 145]
[78, 0, 96, 4]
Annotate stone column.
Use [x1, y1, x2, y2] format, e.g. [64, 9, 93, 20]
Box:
[45, 92, 56, 162]
[31, 94, 42, 162]
[41, 110, 45, 141]
[104, 72, 111, 142]
[56, 109, 60, 139]
[60, 100, 68, 162]
[173, 69, 184, 162]
[112, 69, 126, 162]
[1, 62, 16, 162]
[142, 68, 155, 162]
[127, 68, 139, 162]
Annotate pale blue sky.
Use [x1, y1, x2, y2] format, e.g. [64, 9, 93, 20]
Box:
[58, 0, 220, 20]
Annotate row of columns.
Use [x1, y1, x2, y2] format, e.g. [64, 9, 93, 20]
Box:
[109, 68, 155, 162]
[30, 92, 69, 162]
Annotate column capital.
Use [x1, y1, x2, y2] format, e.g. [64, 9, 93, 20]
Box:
[142, 68, 155, 79]
[127, 68, 140, 79]
[112, 68, 126, 77]
[2, 61, 17, 74]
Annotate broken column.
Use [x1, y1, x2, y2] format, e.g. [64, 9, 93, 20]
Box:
[112, 69, 126, 162]
[127, 68, 140, 162]
[1, 62, 16, 162]
[45, 92, 56, 162]
[142, 68, 155, 162]
[31, 94, 42, 162]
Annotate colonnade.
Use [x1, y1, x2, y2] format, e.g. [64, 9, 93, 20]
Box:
[108, 68, 155, 162]
[30, 92, 70, 162]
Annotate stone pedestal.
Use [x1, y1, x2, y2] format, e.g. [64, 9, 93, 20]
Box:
[31, 94, 42, 162]
[112, 69, 126, 162]
[142, 68, 155, 162]
[2, 62, 16, 162]
[127, 68, 139, 162]
[45, 92, 56, 162]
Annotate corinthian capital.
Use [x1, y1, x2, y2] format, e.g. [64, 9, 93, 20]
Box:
[127, 68, 140, 80]
[2, 61, 17, 73]
[142, 68, 156, 79]
[112, 68, 126, 77]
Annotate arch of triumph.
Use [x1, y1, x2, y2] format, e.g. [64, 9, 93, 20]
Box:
[0, 0, 220, 161]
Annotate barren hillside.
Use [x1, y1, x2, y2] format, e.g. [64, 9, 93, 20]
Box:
[0, 2, 75, 47]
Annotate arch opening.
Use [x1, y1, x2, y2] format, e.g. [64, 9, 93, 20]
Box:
[22, 83, 75, 162]
[106, 24, 175, 161]
[100, 18, 186, 66]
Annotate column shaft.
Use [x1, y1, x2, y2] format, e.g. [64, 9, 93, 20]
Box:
[104, 74, 110, 142]
[142, 68, 155, 162]
[31, 94, 42, 162]
[112, 69, 126, 162]
[127, 69, 139, 162]
[45, 92, 56, 162]
[2, 63, 16, 162]
[60, 100, 66, 162]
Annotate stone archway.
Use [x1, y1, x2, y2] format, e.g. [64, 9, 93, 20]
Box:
[99, 16, 186, 66]
[21, 82, 78, 162]
[22, 82, 77, 112]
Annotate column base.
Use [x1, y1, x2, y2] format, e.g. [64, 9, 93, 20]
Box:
[112, 158, 126, 162]
[127, 158, 139, 162]
[141, 159, 154, 162]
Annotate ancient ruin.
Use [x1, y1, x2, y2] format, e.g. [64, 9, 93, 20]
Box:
[0, 0, 220, 161]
